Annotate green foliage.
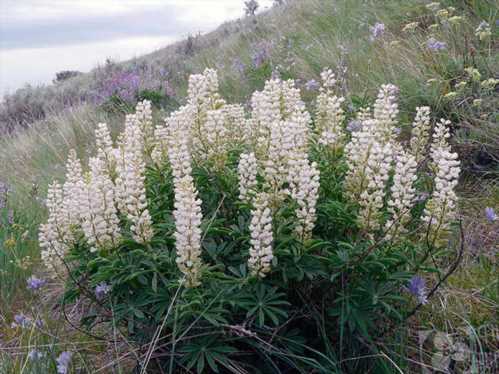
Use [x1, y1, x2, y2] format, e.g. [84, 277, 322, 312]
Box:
[58, 141, 447, 373]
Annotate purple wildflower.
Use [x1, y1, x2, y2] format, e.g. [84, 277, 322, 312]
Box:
[232, 58, 246, 75]
[27, 276, 47, 291]
[406, 276, 428, 305]
[95, 282, 111, 300]
[56, 351, 72, 374]
[164, 81, 176, 98]
[7, 209, 14, 225]
[159, 68, 169, 77]
[485, 207, 497, 222]
[427, 37, 447, 51]
[370, 22, 385, 41]
[305, 79, 319, 91]
[95, 70, 141, 104]
[0, 181, 8, 210]
[251, 42, 272, 69]
[346, 120, 363, 132]
[14, 313, 31, 328]
[11, 313, 44, 329]
[28, 349, 45, 361]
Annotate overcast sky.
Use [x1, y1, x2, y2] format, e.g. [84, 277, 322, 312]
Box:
[0, 0, 273, 95]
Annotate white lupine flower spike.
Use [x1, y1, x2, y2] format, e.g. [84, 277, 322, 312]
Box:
[173, 175, 204, 288]
[423, 120, 461, 245]
[238, 152, 258, 203]
[80, 157, 121, 252]
[115, 114, 154, 244]
[39, 182, 74, 271]
[316, 68, 346, 149]
[248, 193, 274, 278]
[409, 107, 431, 163]
[385, 150, 418, 240]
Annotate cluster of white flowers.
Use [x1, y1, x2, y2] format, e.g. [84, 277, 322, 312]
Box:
[430, 118, 452, 159]
[248, 193, 274, 277]
[80, 157, 121, 251]
[357, 140, 393, 234]
[409, 106, 431, 163]
[165, 107, 194, 179]
[238, 152, 258, 203]
[345, 84, 460, 241]
[315, 68, 346, 148]
[40, 102, 159, 272]
[384, 150, 418, 239]
[345, 85, 398, 235]
[62, 150, 84, 225]
[172, 174, 204, 287]
[165, 105, 205, 286]
[134, 100, 154, 156]
[95, 123, 116, 175]
[39, 182, 73, 271]
[422, 121, 461, 245]
[115, 115, 154, 244]
[373, 84, 399, 142]
[288, 158, 320, 239]
[39, 69, 463, 283]
[249, 78, 319, 239]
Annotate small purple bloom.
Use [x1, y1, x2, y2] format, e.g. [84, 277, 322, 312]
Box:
[56, 351, 72, 374]
[232, 58, 246, 75]
[370, 22, 385, 41]
[28, 349, 44, 361]
[251, 42, 272, 69]
[427, 37, 447, 51]
[7, 209, 14, 225]
[0, 181, 9, 210]
[12, 313, 31, 328]
[159, 68, 169, 77]
[346, 120, 363, 132]
[485, 207, 497, 222]
[27, 276, 47, 291]
[15, 314, 29, 326]
[164, 81, 176, 98]
[305, 79, 319, 91]
[95, 282, 111, 300]
[406, 276, 428, 305]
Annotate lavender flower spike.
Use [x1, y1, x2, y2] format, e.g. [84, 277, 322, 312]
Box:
[406, 276, 428, 305]
[27, 275, 47, 290]
[370, 22, 385, 41]
[305, 79, 319, 91]
[427, 37, 447, 51]
[12, 313, 32, 328]
[485, 207, 497, 222]
[56, 351, 72, 374]
[95, 282, 111, 300]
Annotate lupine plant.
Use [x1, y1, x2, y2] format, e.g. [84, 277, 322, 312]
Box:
[36, 67, 465, 372]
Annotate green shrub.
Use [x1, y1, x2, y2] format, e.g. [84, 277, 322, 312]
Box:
[36, 68, 466, 373]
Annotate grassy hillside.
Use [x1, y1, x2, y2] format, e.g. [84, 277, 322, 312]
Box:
[0, 0, 497, 372]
